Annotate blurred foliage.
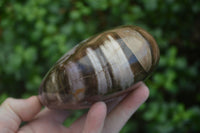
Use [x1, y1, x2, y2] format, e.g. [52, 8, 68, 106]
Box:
[0, 0, 200, 132]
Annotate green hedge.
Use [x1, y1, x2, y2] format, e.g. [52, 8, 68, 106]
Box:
[0, 0, 200, 132]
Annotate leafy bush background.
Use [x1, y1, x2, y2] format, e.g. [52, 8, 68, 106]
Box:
[0, 0, 200, 132]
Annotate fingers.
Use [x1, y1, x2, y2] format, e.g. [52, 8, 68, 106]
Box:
[82, 102, 107, 133]
[69, 113, 87, 131]
[0, 96, 42, 132]
[103, 82, 149, 133]
[106, 94, 127, 113]
[19, 102, 107, 133]
[35, 108, 71, 124]
[18, 105, 71, 133]
[106, 81, 145, 114]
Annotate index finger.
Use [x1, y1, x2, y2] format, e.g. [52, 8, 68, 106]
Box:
[103, 82, 149, 133]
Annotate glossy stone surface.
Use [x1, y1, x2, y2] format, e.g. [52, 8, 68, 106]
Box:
[39, 25, 160, 109]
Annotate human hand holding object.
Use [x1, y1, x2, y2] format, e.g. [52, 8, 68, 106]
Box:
[0, 82, 149, 133]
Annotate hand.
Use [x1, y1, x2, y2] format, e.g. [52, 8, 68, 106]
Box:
[0, 82, 149, 133]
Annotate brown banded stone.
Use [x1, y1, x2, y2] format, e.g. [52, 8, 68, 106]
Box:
[39, 25, 160, 109]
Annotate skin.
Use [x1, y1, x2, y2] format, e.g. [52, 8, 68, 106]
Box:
[0, 82, 149, 133]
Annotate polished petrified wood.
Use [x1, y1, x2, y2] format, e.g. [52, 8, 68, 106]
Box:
[39, 25, 160, 109]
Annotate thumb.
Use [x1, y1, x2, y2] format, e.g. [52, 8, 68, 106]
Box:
[0, 96, 42, 132]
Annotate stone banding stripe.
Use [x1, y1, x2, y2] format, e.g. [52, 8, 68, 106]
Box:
[95, 48, 113, 91]
[76, 53, 98, 97]
[56, 68, 71, 102]
[110, 33, 147, 82]
[47, 71, 63, 103]
[100, 35, 134, 90]
[86, 47, 108, 94]
[65, 61, 86, 101]
[117, 28, 152, 72]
